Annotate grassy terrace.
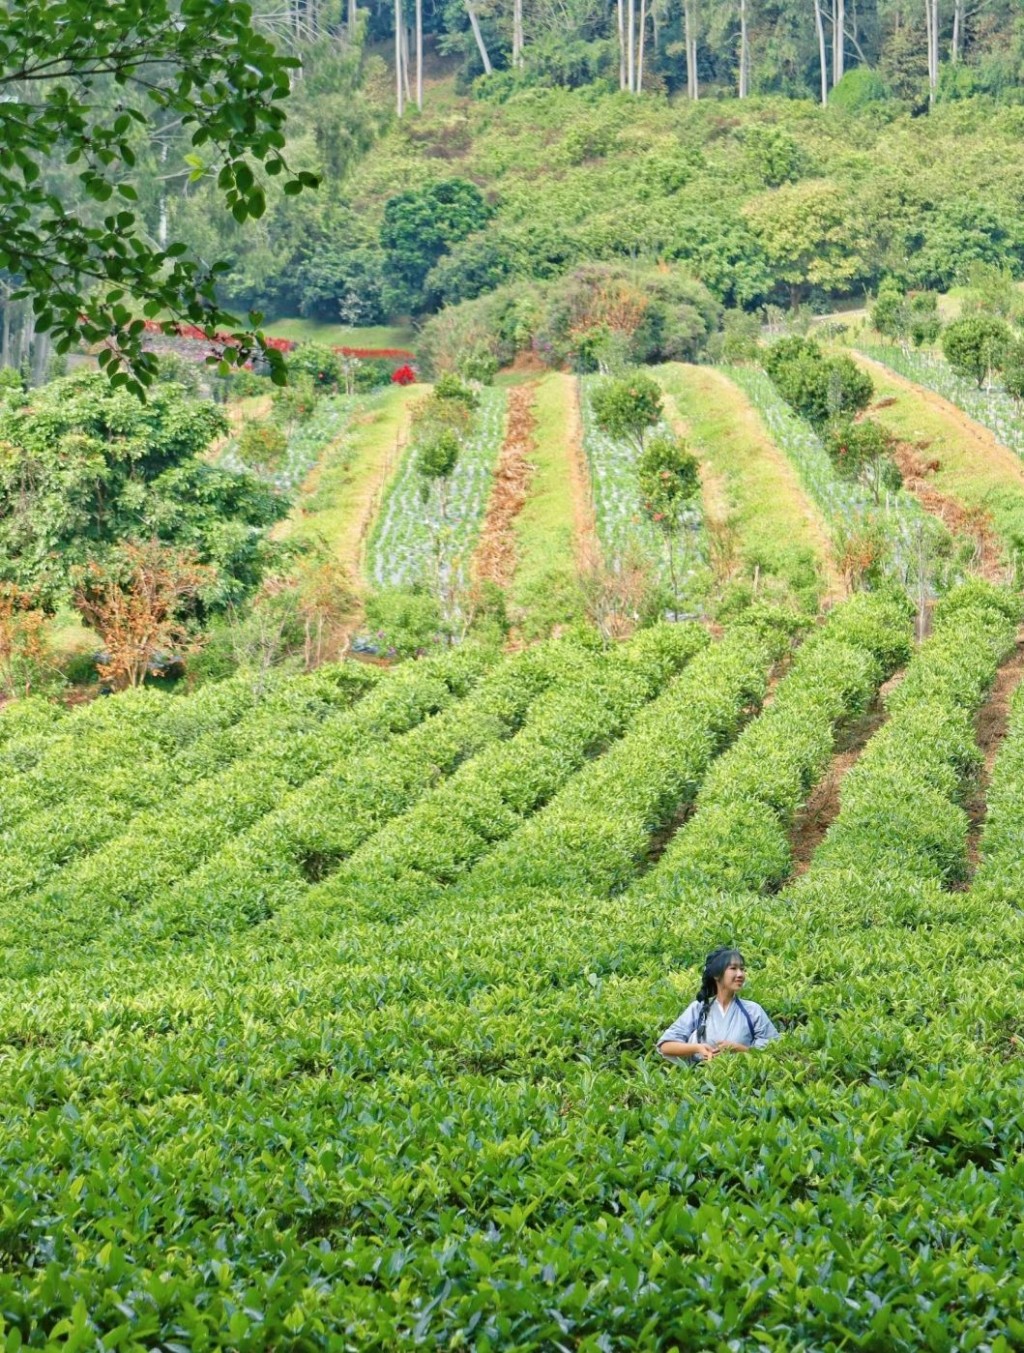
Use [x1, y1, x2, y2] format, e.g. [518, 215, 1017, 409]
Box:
[853, 353, 1024, 567]
[508, 373, 586, 639]
[276, 384, 420, 583]
[658, 363, 840, 609]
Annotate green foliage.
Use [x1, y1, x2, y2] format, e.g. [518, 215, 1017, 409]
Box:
[637, 434, 701, 531]
[237, 421, 289, 475]
[824, 418, 903, 503]
[765, 339, 874, 428]
[942, 314, 1013, 386]
[286, 342, 343, 389]
[0, 373, 285, 610]
[829, 66, 889, 110]
[416, 427, 461, 483]
[0, 0, 314, 393]
[591, 371, 663, 453]
[380, 179, 494, 313]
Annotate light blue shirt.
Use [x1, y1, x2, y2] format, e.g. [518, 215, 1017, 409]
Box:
[657, 997, 779, 1061]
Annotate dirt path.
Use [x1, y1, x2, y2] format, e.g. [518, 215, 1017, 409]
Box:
[473, 384, 537, 588]
[568, 377, 600, 572]
[963, 633, 1024, 878]
[787, 670, 904, 877]
[888, 441, 1005, 580]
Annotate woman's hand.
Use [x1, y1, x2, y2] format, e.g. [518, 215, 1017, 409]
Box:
[714, 1040, 750, 1053]
[693, 1043, 719, 1059]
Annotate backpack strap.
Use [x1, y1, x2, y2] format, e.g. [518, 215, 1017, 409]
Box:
[735, 997, 757, 1044]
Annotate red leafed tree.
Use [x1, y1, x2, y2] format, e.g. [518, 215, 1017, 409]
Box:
[72, 541, 215, 690]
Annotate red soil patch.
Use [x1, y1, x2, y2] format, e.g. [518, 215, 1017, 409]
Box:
[962, 634, 1024, 878]
[473, 384, 538, 589]
[889, 440, 1004, 580]
[788, 669, 905, 877]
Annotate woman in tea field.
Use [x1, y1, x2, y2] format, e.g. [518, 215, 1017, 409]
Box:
[657, 946, 779, 1063]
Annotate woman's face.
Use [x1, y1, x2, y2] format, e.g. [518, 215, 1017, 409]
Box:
[716, 959, 746, 997]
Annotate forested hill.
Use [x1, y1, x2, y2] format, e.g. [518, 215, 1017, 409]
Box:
[163, 33, 1024, 335]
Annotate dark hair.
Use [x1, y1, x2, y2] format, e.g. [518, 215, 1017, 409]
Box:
[696, 946, 745, 1004]
[693, 947, 745, 1041]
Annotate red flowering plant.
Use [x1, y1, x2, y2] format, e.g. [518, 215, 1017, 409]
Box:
[391, 364, 417, 386]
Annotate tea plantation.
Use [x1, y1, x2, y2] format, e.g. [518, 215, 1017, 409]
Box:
[2, 578, 1024, 1350]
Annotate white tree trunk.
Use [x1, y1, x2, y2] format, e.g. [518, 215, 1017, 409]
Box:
[814, 0, 828, 105]
[739, 0, 749, 96]
[395, 0, 404, 115]
[617, 0, 627, 88]
[925, 0, 938, 104]
[466, 2, 493, 73]
[415, 0, 423, 106]
[513, 0, 524, 66]
[401, 22, 412, 100]
[832, 0, 845, 84]
[637, 0, 647, 89]
[684, 0, 698, 98]
[348, 0, 357, 34]
[627, 0, 636, 91]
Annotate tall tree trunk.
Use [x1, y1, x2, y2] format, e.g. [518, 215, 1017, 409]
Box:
[814, 0, 828, 105]
[924, 0, 938, 104]
[466, 1, 493, 73]
[627, 0, 636, 91]
[684, 0, 699, 98]
[402, 23, 412, 102]
[832, 0, 845, 84]
[416, 0, 423, 106]
[395, 0, 404, 115]
[348, 0, 357, 35]
[618, 0, 627, 88]
[739, 0, 749, 95]
[951, 0, 962, 61]
[513, 0, 524, 66]
[637, 0, 648, 89]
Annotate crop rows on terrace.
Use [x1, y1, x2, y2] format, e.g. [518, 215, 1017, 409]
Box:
[726, 364, 944, 580]
[1, 587, 1023, 1348]
[219, 391, 365, 491]
[642, 589, 915, 899]
[0, 648, 492, 977]
[859, 344, 1024, 459]
[367, 385, 507, 589]
[578, 376, 705, 596]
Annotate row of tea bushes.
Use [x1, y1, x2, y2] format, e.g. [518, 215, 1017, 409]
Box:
[0, 667, 383, 900]
[805, 580, 1021, 887]
[0, 648, 493, 978]
[301, 625, 712, 918]
[139, 624, 707, 945]
[2, 822, 1023, 1347]
[642, 590, 915, 896]
[453, 615, 799, 899]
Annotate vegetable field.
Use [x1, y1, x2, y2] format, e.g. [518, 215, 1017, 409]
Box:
[367, 386, 507, 589]
[3, 578, 1024, 1348]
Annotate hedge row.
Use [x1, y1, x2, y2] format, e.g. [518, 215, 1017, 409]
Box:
[0, 648, 491, 977]
[0, 667, 383, 900]
[131, 623, 707, 945]
[967, 644, 1024, 907]
[450, 614, 800, 900]
[805, 579, 1021, 887]
[642, 590, 915, 897]
[304, 625, 712, 917]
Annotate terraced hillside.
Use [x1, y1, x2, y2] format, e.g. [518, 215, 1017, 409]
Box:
[3, 579, 1024, 1348]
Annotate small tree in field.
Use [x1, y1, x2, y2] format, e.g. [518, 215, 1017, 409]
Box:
[637, 434, 701, 607]
[1003, 340, 1024, 406]
[872, 278, 909, 344]
[824, 418, 903, 504]
[0, 585, 52, 697]
[72, 541, 215, 690]
[942, 315, 1011, 388]
[591, 372, 663, 453]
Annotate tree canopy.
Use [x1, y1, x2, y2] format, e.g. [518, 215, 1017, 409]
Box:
[0, 0, 316, 393]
